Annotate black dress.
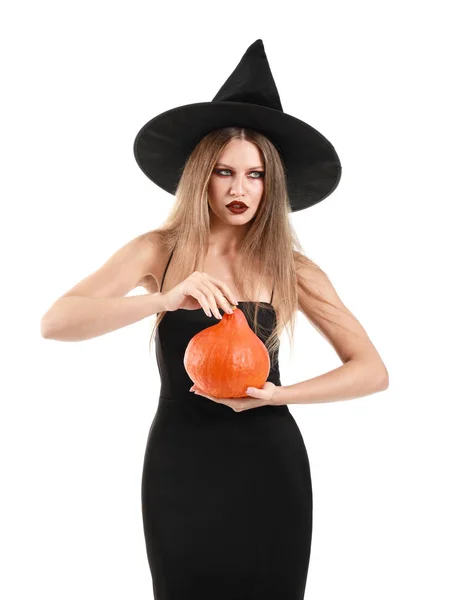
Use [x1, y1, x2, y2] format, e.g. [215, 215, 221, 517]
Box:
[141, 249, 313, 599]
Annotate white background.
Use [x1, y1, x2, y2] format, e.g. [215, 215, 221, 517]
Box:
[2, 1, 451, 599]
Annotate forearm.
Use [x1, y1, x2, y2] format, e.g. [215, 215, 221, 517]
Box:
[274, 359, 389, 405]
[41, 292, 167, 342]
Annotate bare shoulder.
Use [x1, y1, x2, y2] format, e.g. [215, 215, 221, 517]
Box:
[293, 251, 388, 374]
[293, 251, 339, 302]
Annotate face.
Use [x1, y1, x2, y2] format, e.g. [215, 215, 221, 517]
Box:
[207, 139, 265, 224]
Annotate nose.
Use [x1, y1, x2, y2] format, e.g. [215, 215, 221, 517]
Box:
[230, 174, 246, 197]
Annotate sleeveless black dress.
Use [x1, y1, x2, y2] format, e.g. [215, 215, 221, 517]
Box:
[141, 249, 313, 599]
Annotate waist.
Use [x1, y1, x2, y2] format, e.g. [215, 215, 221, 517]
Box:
[158, 392, 289, 416]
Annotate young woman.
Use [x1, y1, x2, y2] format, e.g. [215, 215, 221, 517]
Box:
[41, 40, 388, 599]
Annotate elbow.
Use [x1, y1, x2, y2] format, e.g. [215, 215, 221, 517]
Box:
[378, 373, 389, 391]
[41, 314, 58, 339]
[41, 319, 52, 339]
[352, 356, 389, 392]
[361, 352, 389, 392]
[41, 304, 63, 339]
[376, 363, 389, 391]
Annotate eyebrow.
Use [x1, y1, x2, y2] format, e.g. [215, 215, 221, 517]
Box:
[215, 163, 264, 170]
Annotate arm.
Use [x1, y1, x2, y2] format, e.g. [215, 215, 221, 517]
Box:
[273, 359, 388, 405]
[273, 258, 389, 406]
[40, 231, 166, 341]
[41, 293, 166, 342]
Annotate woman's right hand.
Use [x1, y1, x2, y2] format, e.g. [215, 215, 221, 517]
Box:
[162, 271, 239, 319]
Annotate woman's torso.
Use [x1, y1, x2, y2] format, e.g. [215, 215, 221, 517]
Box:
[140, 239, 275, 306]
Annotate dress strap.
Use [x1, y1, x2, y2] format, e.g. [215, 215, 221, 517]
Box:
[160, 248, 175, 292]
[161, 247, 274, 303]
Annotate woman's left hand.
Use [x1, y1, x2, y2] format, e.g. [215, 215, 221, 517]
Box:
[189, 381, 279, 412]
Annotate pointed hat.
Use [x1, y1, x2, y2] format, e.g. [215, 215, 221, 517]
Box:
[133, 39, 342, 212]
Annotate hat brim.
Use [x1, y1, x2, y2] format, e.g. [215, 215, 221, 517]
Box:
[133, 101, 342, 211]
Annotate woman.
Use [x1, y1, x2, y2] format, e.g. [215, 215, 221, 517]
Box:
[41, 40, 389, 599]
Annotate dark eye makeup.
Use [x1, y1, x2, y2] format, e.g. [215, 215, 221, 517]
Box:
[214, 168, 265, 178]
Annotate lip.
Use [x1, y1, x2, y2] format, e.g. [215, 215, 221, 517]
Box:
[227, 205, 249, 213]
[226, 201, 248, 208]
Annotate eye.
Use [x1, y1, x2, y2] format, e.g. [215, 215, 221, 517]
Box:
[214, 169, 265, 178]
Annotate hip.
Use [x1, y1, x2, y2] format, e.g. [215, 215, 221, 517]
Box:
[142, 395, 311, 489]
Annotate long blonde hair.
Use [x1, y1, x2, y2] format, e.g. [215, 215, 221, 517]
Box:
[148, 126, 345, 361]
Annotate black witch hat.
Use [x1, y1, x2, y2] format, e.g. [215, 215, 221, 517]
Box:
[133, 39, 342, 212]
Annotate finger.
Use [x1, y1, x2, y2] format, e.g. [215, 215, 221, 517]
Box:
[199, 278, 235, 316]
[204, 274, 239, 308]
[197, 283, 223, 319]
[189, 287, 214, 318]
[194, 390, 217, 403]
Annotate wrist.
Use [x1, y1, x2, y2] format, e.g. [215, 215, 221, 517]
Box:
[271, 385, 286, 406]
[153, 291, 168, 313]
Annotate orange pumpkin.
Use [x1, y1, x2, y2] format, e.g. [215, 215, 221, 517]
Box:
[183, 305, 270, 399]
